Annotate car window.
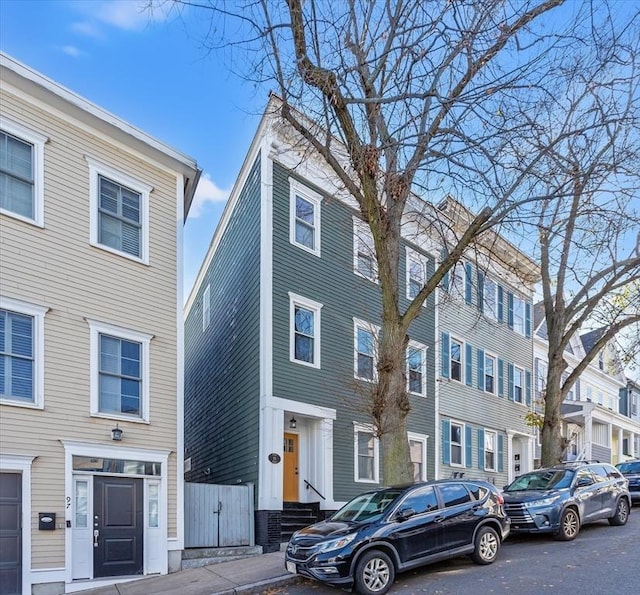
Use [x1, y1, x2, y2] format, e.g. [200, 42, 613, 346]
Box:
[331, 489, 403, 522]
[576, 468, 595, 485]
[590, 465, 609, 482]
[616, 461, 640, 474]
[438, 483, 472, 507]
[466, 483, 489, 501]
[399, 486, 439, 515]
[505, 469, 574, 491]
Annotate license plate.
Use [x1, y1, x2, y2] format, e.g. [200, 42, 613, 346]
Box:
[286, 561, 297, 574]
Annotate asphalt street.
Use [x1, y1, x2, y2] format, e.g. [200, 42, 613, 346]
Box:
[277, 505, 640, 595]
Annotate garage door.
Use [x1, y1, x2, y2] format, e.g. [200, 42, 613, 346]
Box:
[0, 472, 21, 595]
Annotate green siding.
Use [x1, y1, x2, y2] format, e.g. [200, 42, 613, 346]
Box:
[271, 163, 436, 502]
[184, 153, 262, 489]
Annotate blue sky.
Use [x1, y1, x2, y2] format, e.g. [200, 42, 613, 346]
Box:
[0, 0, 267, 297]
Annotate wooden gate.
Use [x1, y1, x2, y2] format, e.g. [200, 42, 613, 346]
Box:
[184, 483, 254, 548]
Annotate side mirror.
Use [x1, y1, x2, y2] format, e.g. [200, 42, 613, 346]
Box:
[577, 477, 593, 488]
[396, 507, 416, 521]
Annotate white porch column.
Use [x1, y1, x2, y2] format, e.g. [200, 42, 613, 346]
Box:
[617, 428, 624, 462]
[584, 408, 593, 460]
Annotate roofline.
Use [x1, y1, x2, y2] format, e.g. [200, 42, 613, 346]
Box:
[0, 52, 198, 172]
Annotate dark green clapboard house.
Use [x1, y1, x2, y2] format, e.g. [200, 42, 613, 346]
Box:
[183, 97, 437, 551]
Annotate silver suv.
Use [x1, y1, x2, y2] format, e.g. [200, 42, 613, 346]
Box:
[502, 461, 630, 540]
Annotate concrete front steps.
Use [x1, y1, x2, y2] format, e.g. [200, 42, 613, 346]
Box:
[181, 545, 263, 570]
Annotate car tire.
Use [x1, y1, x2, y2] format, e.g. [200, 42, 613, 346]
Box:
[470, 526, 500, 565]
[608, 498, 629, 526]
[354, 549, 395, 595]
[555, 507, 580, 541]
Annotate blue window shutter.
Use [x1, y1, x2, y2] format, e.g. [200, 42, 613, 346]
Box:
[441, 332, 450, 378]
[478, 428, 485, 470]
[465, 425, 473, 468]
[498, 435, 504, 472]
[441, 249, 449, 291]
[498, 358, 505, 397]
[465, 263, 473, 305]
[477, 348, 485, 390]
[525, 302, 532, 338]
[476, 270, 484, 313]
[508, 363, 514, 401]
[507, 292, 514, 329]
[442, 419, 451, 465]
[497, 285, 504, 322]
[465, 343, 473, 387]
[576, 380, 581, 400]
[526, 370, 532, 406]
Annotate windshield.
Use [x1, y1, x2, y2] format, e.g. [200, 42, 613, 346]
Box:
[617, 461, 640, 474]
[331, 489, 403, 523]
[505, 469, 574, 491]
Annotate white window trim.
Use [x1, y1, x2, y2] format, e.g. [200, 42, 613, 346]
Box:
[484, 429, 497, 472]
[289, 178, 322, 256]
[289, 292, 323, 369]
[353, 217, 378, 283]
[0, 117, 48, 227]
[513, 364, 524, 403]
[408, 432, 428, 481]
[485, 352, 497, 395]
[0, 296, 48, 409]
[450, 336, 464, 383]
[406, 247, 428, 302]
[450, 420, 465, 468]
[202, 284, 211, 331]
[353, 422, 379, 483]
[353, 318, 380, 382]
[87, 319, 152, 423]
[407, 340, 427, 396]
[86, 156, 152, 265]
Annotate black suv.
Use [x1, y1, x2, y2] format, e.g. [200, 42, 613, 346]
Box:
[503, 461, 630, 541]
[284, 480, 510, 595]
[616, 459, 640, 503]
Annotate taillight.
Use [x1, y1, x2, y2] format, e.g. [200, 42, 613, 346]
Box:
[496, 494, 504, 505]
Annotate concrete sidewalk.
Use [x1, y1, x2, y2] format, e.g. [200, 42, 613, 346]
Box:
[77, 552, 298, 595]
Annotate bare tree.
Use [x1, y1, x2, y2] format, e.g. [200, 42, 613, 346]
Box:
[158, 0, 640, 483]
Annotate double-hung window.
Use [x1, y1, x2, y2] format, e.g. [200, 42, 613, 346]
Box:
[87, 158, 151, 263]
[450, 422, 463, 466]
[88, 320, 151, 421]
[406, 248, 428, 300]
[0, 119, 47, 226]
[289, 293, 322, 368]
[484, 430, 496, 471]
[407, 341, 427, 396]
[512, 296, 525, 335]
[513, 366, 524, 403]
[483, 277, 497, 320]
[485, 354, 496, 394]
[450, 338, 462, 382]
[354, 319, 378, 381]
[289, 179, 321, 256]
[0, 297, 47, 408]
[354, 218, 377, 282]
[354, 423, 379, 482]
[409, 433, 427, 481]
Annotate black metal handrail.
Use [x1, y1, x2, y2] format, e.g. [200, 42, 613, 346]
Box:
[304, 479, 326, 500]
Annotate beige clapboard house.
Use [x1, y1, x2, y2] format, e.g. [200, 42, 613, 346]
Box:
[0, 53, 199, 594]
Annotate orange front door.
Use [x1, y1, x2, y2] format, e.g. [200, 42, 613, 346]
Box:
[283, 433, 299, 502]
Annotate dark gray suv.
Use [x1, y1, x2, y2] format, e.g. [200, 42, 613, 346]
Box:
[616, 460, 640, 503]
[502, 461, 630, 540]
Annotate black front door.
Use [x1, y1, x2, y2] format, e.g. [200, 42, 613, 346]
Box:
[0, 473, 21, 595]
[93, 476, 143, 577]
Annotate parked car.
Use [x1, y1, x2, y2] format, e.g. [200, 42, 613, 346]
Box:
[616, 459, 640, 503]
[502, 461, 630, 541]
[284, 479, 510, 595]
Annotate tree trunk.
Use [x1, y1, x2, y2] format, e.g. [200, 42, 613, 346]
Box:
[540, 358, 566, 465]
[375, 320, 413, 485]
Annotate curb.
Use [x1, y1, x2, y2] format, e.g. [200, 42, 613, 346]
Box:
[210, 574, 298, 595]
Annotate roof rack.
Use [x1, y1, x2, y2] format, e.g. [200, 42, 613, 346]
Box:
[559, 459, 601, 465]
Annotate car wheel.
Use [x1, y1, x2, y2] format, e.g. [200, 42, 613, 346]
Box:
[354, 550, 395, 595]
[470, 526, 500, 565]
[555, 508, 580, 541]
[608, 498, 629, 526]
